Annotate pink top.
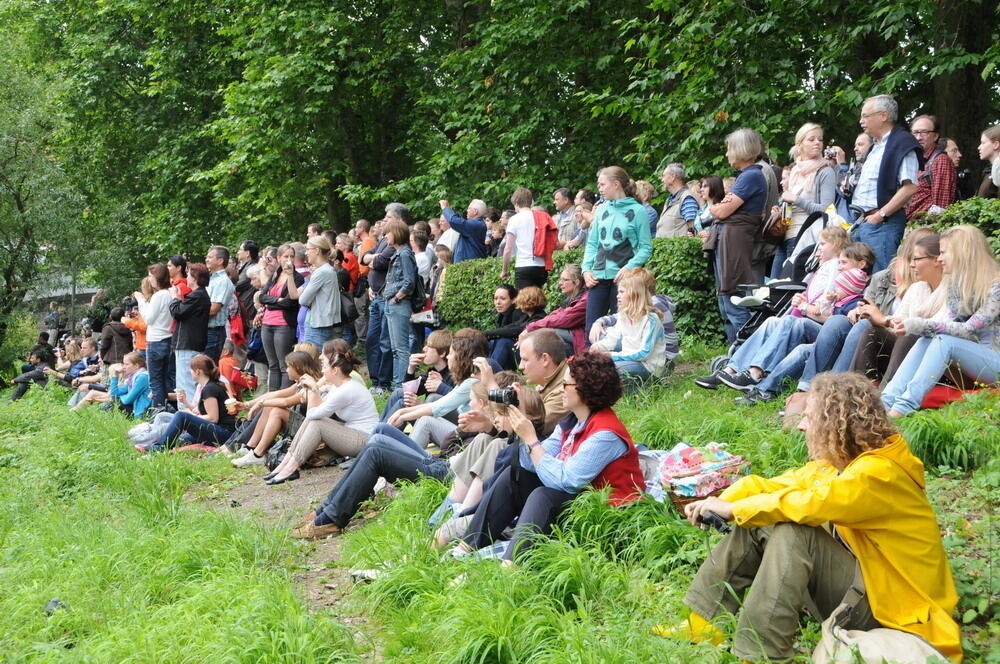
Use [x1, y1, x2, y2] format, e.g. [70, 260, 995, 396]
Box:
[261, 282, 288, 326]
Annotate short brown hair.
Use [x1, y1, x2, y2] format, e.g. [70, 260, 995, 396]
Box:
[384, 219, 410, 246]
[510, 187, 533, 208]
[569, 349, 623, 412]
[426, 329, 453, 355]
[515, 286, 546, 313]
[521, 329, 566, 365]
[188, 263, 210, 288]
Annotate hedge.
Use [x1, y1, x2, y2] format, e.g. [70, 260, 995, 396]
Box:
[435, 237, 725, 343]
[915, 197, 1000, 254]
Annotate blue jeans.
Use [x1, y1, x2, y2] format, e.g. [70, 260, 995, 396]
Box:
[302, 325, 335, 351]
[385, 299, 413, 388]
[318, 431, 448, 527]
[830, 317, 869, 373]
[852, 211, 905, 273]
[366, 297, 389, 388]
[714, 253, 752, 345]
[769, 236, 798, 280]
[204, 327, 226, 363]
[881, 335, 1000, 415]
[148, 411, 234, 452]
[757, 343, 813, 394]
[615, 360, 651, 393]
[489, 338, 516, 370]
[174, 349, 198, 398]
[585, 280, 617, 346]
[729, 316, 820, 373]
[146, 338, 172, 407]
[793, 315, 855, 390]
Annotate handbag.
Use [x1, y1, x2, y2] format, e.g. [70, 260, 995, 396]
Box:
[813, 568, 946, 664]
[265, 436, 290, 471]
[340, 292, 359, 325]
[230, 364, 258, 392]
[762, 204, 791, 241]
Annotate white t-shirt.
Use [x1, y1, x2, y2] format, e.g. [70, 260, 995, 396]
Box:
[305, 378, 379, 434]
[506, 209, 545, 268]
[415, 251, 431, 281]
[437, 229, 459, 252]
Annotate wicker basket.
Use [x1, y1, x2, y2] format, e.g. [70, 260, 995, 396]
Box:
[668, 487, 724, 514]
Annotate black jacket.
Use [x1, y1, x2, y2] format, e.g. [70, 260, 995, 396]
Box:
[258, 269, 305, 328]
[484, 308, 543, 340]
[99, 321, 134, 364]
[170, 288, 211, 351]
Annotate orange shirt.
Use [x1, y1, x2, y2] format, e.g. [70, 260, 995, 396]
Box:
[356, 236, 376, 277]
[123, 314, 148, 351]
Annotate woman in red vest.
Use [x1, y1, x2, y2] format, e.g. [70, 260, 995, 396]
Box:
[457, 349, 644, 563]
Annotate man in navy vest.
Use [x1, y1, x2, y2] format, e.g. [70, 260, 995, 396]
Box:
[850, 95, 922, 272]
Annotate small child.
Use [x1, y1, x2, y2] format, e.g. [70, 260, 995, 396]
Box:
[821, 242, 876, 316]
[787, 226, 851, 318]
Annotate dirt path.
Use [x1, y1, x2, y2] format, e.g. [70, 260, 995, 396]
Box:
[194, 463, 383, 661]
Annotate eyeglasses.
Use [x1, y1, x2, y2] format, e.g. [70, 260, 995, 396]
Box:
[910, 255, 935, 264]
[859, 111, 883, 120]
[912, 130, 937, 136]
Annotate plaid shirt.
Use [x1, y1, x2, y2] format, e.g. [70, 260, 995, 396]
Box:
[906, 148, 956, 219]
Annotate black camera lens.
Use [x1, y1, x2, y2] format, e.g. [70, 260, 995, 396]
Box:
[486, 387, 518, 407]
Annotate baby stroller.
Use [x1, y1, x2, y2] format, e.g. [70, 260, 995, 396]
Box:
[709, 211, 831, 372]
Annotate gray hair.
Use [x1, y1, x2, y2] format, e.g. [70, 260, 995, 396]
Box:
[246, 264, 262, 280]
[663, 162, 686, 181]
[384, 202, 411, 223]
[468, 199, 487, 217]
[725, 128, 764, 164]
[865, 94, 898, 123]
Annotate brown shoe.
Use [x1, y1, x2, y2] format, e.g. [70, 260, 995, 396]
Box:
[291, 520, 342, 540]
[296, 510, 317, 528]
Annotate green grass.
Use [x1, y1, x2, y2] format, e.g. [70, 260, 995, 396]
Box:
[2, 355, 997, 663]
[0, 388, 359, 663]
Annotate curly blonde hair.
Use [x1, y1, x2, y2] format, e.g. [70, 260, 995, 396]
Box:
[805, 373, 897, 470]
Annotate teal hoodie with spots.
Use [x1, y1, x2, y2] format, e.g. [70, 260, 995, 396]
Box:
[582, 197, 653, 280]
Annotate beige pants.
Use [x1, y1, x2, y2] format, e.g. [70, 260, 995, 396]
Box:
[286, 418, 368, 466]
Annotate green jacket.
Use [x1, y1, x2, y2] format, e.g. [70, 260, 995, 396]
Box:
[582, 197, 652, 280]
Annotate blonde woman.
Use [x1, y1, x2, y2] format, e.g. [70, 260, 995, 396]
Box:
[590, 269, 666, 390]
[659, 372, 961, 664]
[881, 224, 1000, 416]
[770, 123, 837, 278]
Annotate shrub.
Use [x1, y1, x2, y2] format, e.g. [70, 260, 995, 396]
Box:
[917, 197, 1000, 254]
[0, 312, 40, 383]
[436, 238, 724, 342]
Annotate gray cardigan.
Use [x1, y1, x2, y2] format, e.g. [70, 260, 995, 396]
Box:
[792, 165, 838, 214]
[298, 263, 342, 328]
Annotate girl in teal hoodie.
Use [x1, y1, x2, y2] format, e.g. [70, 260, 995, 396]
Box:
[582, 166, 653, 337]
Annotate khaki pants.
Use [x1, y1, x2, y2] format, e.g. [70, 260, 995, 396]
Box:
[684, 523, 880, 662]
[286, 418, 368, 466]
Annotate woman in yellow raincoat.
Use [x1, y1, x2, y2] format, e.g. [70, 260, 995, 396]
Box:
[658, 371, 962, 663]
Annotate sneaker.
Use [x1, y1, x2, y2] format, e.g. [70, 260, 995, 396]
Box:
[290, 520, 343, 540]
[231, 452, 265, 467]
[694, 370, 725, 390]
[717, 370, 759, 392]
[734, 388, 777, 406]
[369, 386, 387, 397]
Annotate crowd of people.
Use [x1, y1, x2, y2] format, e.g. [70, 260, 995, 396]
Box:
[10, 93, 997, 663]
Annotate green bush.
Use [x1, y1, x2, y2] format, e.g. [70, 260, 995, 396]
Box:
[0, 311, 40, 383]
[917, 197, 1000, 254]
[436, 238, 724, 343]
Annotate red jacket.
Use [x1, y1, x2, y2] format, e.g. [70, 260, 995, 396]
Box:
[531, 210, 559, 271]
[524, 291, 589, 354]
[558, 408, 644, 506]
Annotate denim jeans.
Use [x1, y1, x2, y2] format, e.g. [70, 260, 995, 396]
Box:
[146, 338, 173, 407]
[852, 210, 905, 273]
[366, 297, 389, 388]
[769, 236, 798, 280]
[615, 359, 651, 393]
[881, 335, 1000, 415]
[174, 349, 198, 398]
[585, 279, 618, 346]
[729, 316, 820, 374]
[757, 343, 812, 394]
[261, 323, 295, 390]
[148, 411, 234, 452]
[302, 325, 335, 351]
[489, 338, 516, 370]
[727, 317, 784, 372]
[790, 314, 853, 391]
[385, 299, 413, 388]
[714, 252, 752, 345]
[830, 317, 867, 373]
[317, 431, 449, 527]
[204, 327, 226, 363]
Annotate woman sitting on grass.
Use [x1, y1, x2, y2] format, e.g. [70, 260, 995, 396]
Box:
[485, 286, 547, 370]
[230, 350, 323, 468]
[74, 351, 150, 418]
[881, 224, 999, 417]
[520, 263, 589, 357]
[589, 270, 667, 391]
[378, 329, 453, 423]
[139, 354, 237, 453]
[455, 349, 644, 563]
[656, 372, 961, 663]
[263, 340, 378, 485]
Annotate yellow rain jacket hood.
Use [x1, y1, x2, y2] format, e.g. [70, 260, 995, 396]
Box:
[721, 434, 962, 662]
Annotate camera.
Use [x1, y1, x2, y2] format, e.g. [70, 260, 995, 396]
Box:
[122, 297, 138, 315]
[487, 386, 518, 407]
[824, 147, 838, 160]
[697, 511, 732, 533]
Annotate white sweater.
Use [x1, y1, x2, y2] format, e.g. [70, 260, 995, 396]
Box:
[305, 378, 379, 434]
[138, 289, 174, 343]
[593, 311, 666, 375]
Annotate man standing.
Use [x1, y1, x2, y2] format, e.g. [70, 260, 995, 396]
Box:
[204, 246, 235, 362]
[905, 115, 956, 220]
[851, 95, 921, 272]
[841, 133, 874, 201]
[501, 187, 549, 289]
[656, 163, 700, 238]
[234, 240, 259, 337]
[362, 205, 405, 394]
[552, 188, 577, 246]
[306, 223, 323, 239]
[439, 199, 488, 263]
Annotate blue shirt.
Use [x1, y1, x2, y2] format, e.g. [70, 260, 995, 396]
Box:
[730, 164, 768, 213]
[518, 421, 627, 493]
[442, 208, 488, 263]
[852, 130, 919, 210]
[207, 270, 235, 327]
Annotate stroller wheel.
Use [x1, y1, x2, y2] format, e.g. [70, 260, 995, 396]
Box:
[710, 355, 729, 373]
